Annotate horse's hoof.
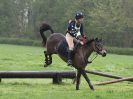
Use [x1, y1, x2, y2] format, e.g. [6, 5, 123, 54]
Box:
[44, 64, 48, 67]
[76, 88, 80, 90]
[90, 86, 95, 91]
[91, 88, 95, 91]
[72, 78, 76, 84]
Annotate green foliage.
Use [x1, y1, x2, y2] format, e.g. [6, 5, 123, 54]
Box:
[0, 0, 133, 47]
[0, 37, 133, 55]
[107, 46, 133, 55]
[0, 37, 41, 46]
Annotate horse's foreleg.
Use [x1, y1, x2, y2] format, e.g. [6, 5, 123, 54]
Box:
[76, 69, 81, 90]
[81, 69, 94, 90]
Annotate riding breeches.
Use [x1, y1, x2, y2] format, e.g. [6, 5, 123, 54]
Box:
[66, 33, 74, 50]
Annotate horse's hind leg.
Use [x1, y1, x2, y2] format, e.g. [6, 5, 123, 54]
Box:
[44, 51, 49, 67]
[44, 51, 52, 67]
[49, 54, 52, 64]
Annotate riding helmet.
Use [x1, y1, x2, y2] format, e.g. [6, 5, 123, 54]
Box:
[75, 12, 84, 20]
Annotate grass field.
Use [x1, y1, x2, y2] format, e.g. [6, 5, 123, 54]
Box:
[0, 44, 133, 99]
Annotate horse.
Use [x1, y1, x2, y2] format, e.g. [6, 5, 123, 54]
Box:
[40, 23, 107, 90]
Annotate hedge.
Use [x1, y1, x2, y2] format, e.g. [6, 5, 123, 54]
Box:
[0, 37, 133, 55]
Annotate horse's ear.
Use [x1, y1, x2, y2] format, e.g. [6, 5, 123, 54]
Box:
[95, 38, 98, 41]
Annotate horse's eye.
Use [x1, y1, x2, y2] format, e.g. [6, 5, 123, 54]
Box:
[97, 44, 100, 47]
[96, 44, 102, 50]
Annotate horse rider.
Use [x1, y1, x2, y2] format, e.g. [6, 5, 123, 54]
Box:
[66, 12, 87, 66]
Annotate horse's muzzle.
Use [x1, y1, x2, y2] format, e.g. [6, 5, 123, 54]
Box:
[99, 50, 107, 57]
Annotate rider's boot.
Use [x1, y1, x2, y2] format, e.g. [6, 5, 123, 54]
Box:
[67, 49, 73, 66]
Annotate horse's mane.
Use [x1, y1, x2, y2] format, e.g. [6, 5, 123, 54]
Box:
[85, 38, 95, 46]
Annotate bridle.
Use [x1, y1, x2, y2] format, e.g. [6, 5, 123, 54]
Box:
[89, 40, 103, 63]
[79, 39, 104, 64]
[93, 40, 103, 54]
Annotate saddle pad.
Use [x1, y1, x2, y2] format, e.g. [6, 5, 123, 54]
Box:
[57, 40, 68, 58]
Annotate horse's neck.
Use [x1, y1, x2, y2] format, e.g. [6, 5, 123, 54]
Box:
[76, 44, 94, 60]
[84, 45, 94, 59]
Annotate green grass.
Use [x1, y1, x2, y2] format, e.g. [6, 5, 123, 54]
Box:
[0, 44, 133, 99]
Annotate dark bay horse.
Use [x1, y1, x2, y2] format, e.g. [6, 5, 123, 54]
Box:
[40, 23, 107, 90]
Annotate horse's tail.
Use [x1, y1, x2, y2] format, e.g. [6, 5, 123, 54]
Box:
[40, 23, 54, 46]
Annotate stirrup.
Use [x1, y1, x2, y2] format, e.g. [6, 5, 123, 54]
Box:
[67, 60, 72, 66]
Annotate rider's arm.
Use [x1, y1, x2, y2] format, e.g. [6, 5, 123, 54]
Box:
[67, 21, 77, 37]
[80, 24, 87, 39]
[76, 24, 83, 39]
[80, 24, 84, 36]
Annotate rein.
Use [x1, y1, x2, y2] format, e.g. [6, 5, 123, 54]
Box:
[89, 52, 98, 63]
[82, 47, 98, 64]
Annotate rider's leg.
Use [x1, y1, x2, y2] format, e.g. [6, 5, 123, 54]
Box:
[67, 49, 73, 65]
[66, 33, 74, 65]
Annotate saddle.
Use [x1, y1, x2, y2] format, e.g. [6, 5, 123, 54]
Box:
[57, 40, 80, 58]
[57, 39, 92, 64]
